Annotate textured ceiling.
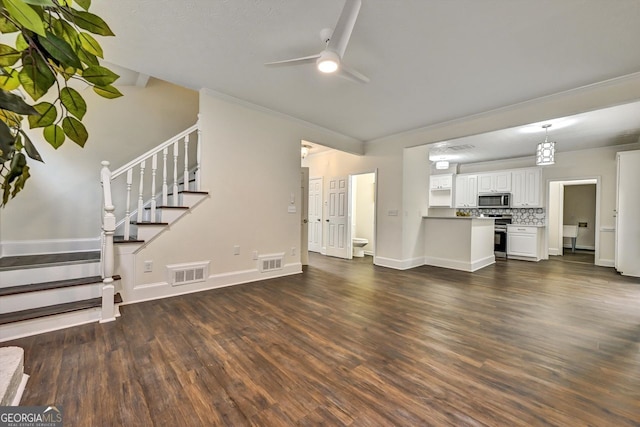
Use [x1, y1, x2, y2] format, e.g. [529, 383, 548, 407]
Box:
[93, 0, 640, 143]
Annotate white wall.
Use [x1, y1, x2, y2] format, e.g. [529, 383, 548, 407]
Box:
[0, 78, 199, 255]
[123, 90, 361, 301]
[564, 184, 596, 249]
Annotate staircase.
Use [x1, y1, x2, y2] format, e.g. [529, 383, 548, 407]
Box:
[0, 122, 207, 341]
[0, 251, 121, 342]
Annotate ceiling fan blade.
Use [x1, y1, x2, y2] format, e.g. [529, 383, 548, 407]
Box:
[327, 0, 362, 58]
[264, 54, 321, 67]
[339, 65, 369, 84]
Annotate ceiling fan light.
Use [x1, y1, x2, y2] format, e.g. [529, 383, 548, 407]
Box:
[317, 51, 340, 73]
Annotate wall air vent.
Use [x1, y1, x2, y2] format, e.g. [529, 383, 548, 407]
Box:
[167, 261, 210, 286]
[258, 253, 285, 273]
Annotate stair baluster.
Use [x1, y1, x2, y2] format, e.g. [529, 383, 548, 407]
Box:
[124, 169, 132, 240]
[150, 154, 158, 222]
[162, 147, 169, 206]
[183, 135, 190, 192]
[173, 141, 179, 206]
[195, 116, 202, 191]
[137, 160, 145, 223]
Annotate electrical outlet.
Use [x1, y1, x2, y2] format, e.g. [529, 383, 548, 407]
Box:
[233, 245, 240, 255]
[252, 250, 258, 260]
[143, 260, 153, 273]
[291, 247, 296, 256]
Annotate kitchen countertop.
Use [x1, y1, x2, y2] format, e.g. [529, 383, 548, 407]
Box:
[423, 216, 495, 220]
[509, 224, 546, 228]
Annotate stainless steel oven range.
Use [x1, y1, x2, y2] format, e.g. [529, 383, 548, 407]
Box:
[486, 214, 512, 258]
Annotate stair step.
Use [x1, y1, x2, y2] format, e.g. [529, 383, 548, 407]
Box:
[0, 275, 121, 297]
[0, 293, 122, 326]
[114, 236, 145, 243]
[131, 222, 169, 225]
[144, 206, 189, 210]
[0, 251, 100, 272]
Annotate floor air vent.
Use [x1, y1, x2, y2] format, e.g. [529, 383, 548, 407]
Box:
[167, 261, 210, 286]
[259, 254, 285, 273]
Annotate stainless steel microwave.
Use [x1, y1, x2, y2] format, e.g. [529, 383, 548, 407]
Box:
[478, 193, 511, 208]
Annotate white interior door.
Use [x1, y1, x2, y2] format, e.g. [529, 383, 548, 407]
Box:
[325, 176, 350, 259]
[301, 168, 309, 266]
[308, 177, 323, 253]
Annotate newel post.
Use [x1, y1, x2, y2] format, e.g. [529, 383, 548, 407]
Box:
[195, 114, 202, 191]
[100, 161, 116, 323]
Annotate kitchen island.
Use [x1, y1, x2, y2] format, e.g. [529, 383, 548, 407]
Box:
[423, 216, 495, 272]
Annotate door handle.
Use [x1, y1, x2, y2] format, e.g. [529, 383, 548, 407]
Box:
[326, 219, 330, 222]
[303, 219, 308, 223]
[317, 219, 321, 221]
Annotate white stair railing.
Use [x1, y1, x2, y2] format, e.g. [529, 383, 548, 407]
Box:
[99, 120, 201, 319]
[106, 122, 200, 240]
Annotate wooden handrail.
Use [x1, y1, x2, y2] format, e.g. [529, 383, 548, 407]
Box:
[111, 124, 198, 180]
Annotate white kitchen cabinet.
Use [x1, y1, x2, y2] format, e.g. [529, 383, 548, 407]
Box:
[507, 225, 543, 261]
[511, 168, 542, 207]
[430, 174, 453, 190]
[615, 150, 640, 277]
[455, 174, 478, 208]
[429, 173, 453, 207]
[478, 171, 511, 193]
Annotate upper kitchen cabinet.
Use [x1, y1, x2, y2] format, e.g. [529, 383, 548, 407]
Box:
[478, 171, 511, 193]
[455, 174, 478, 208]
[430, 174, 453, 190]
[429, 173, 453, 207]
[511, 168, 542, 207]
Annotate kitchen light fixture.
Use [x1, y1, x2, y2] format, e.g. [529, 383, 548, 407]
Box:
[536, 124, 555, 165]
[301, 144, 312, 159]
[435, 160, 449, 170]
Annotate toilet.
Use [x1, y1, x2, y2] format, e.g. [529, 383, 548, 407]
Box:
[352, 237, 369, 257]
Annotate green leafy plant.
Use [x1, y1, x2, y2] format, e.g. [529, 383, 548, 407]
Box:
[0, 0, 121, 206]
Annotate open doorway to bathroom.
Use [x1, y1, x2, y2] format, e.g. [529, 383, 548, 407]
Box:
[548, 178, 599, 265]
[349, 172, 376, 260]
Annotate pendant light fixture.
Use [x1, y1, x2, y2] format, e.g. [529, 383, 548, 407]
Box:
[536, 124, 555, 165]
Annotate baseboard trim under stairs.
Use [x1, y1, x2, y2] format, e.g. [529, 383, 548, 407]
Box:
[0, 252, 121, 342]
[0, 346, 29, 406]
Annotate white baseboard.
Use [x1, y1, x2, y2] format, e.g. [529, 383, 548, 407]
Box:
[122, 262, 303, 305]
[423, 255, 495, 272]
[364, 250, 374, 256]
[1, 237, 101, 257]
[0, 308, 102, 343]
[11, 374, 29, 406]
[596, 259, 615, 267]
[374, 256, 424, 270]
[548, 248, 561, 256]
[563, 244, 596, 250]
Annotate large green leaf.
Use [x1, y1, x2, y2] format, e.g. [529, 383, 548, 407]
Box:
[43, 124, 65, 148]
[0, 89, 38, 115]
[67, 10, 114, 36]
[38, 32, 82, 69]
[28, 101, 57, 128]
[62, 116, 87, 147]
[0, 16, 19, 33]
[0, 120, 15, 162]
[0, 68, 20, 91]
[21, 0, 55, 5]
[76, 48, 99, 66]
[75, 0, 91, 10]
[0, 108, 22, 128]
[78, 32, 103, 58]
[51, 19, 80, 50]
[0, 45, 21, 67]
[3, 0, 46, 37]
[60, 87, 86, 119]
[82, 65, 119, 86]
[93, 84, 123, 99]
[19, 129, 43, 162]
[15, 33, 29, 51]
[10, 163, 30, 199]
[18, 53, 56, 100]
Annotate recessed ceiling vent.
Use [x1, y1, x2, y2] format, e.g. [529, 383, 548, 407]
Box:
[167, 261, 210, 286]
[446, 144, 475, 151]
[259, 253, 285, 273]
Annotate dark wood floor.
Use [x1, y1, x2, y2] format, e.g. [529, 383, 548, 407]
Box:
[6, 253, 640, 426]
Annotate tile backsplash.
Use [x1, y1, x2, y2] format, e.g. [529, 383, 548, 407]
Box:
[457, 208, 546, 226]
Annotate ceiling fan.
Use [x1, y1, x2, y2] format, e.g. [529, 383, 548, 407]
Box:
[264, 0, 369, 83]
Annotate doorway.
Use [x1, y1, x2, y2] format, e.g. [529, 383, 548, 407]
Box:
[350, 172, 376, 259]
[547, 178, 599, 264]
